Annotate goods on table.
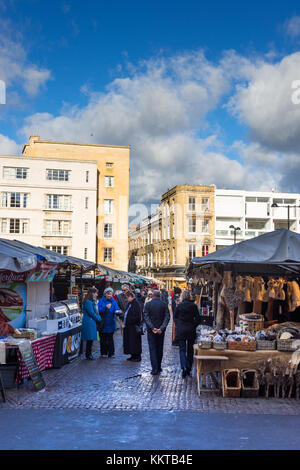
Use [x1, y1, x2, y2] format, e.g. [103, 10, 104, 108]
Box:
[12, 328, 37, 340]
[239, 314, 264, 334]
[256, 329, 277, 350]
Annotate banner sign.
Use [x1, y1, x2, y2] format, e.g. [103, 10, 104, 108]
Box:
[52, 325, 81, 368]
[0, 283, 26, 329]
[0, 271, 28, 283]
[27, 261, 57, 282]
[18, 340, 46, 392]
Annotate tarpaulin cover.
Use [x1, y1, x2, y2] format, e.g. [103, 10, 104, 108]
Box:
[0, 239, 37, 272]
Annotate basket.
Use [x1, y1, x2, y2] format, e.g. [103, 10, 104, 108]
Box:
[239, 314, 264, 334]
[277, 339, 300, 351]
[257, 339, 277, 350]
[228, 340, 256, 351]
[198, 340, 212, 349]
[213, 341, 227, 350]
[241, 369, 259, 398]
[222, 369, 241, 398]
[12, 330, 36, 341]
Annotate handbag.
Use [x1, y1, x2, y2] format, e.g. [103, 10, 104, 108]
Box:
[135, 323, 146, 335]
[97, 310, 109, 333]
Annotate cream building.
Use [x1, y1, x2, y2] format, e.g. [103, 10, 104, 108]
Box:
[128, 185, 215, 289]
[22, 136, 130, 270]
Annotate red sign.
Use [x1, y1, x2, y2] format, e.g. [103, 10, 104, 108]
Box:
[0, 271, 28, 283]
[27, 262, 57, 282]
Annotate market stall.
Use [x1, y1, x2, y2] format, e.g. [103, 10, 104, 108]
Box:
[187, 229, 300, 399]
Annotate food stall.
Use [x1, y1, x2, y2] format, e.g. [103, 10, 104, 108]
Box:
[187, 229, 300, 398]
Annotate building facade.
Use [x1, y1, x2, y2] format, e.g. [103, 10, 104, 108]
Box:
[215, 189, 300, 249]
[22, 136, 130, 270]
[0, 155, 98, 260]
[128, 185, 215, 289]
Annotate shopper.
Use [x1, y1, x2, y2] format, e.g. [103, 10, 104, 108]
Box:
[81, 287, 101, 360]
[123, 291, 142, 362]
[144, 290, 170, 375]
[171, 287, 182, 346]
[174, 290, 201, 378]
[144, 290, 153, 306]
[97, 287, 121, 358]
[160, 287, 169, 305]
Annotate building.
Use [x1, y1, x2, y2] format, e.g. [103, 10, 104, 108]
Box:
[215, 189, 300, 249]
[128, 185, 215, 289]
[0, 136, 130, 270]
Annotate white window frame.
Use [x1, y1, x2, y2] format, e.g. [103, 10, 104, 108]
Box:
[46, 169, 70, 181]
[104, 199, 114, 215]
[105, 176, 114, 188]
[103, 248, 113, 263]
[3, 167, 28, 180]
[104, 223, 113, 238]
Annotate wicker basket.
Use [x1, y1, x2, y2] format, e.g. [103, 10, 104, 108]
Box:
[198, 340, 212, 349]
[222, 369, 241, 398]
[228, 340, 256, 351]
[239, 314, 264, 334]
[241, 369, 259, 398]
[277, 339, 300, 351]
[13, 330, 36, 341]
[257, 339, 276, 350]
[213, 341, 227, 350]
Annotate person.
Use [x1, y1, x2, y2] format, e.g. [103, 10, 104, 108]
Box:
[50, 286, 57, 302]
[134, 288, 145, 316]
[123, 291, 142, 362]
[144, 290, 153, 306]
[174, 290, 201, 378]
[97, 287, 121, 358]
[81, 287, 102, 360]
[160, 287, 169, 305]
[116, 283, 130, 315]
[171, 287, 182, 346]
[144, 289, 170, 375]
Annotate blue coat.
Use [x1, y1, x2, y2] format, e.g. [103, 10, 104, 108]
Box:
[97, 297, 120, 333]
[81, 299, 101, 341]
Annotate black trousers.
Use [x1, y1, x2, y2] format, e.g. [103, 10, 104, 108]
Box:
[100, 332, 115, 356]
[86, 340, 93, 357]
[147, 330, 165, 372]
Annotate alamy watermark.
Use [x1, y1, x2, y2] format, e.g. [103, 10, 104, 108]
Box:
[0, 80, 6, 104]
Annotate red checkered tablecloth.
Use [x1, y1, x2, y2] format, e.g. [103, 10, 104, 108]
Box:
[16, 334, 57, 382]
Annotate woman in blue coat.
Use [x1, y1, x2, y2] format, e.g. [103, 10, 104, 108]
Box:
[97, 287, 121, 358]
[81, 287, 101, 360]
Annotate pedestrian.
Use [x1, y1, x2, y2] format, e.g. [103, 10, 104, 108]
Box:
[134, 288, 145, 318]
[81, 287, 101, 360]
[116, 283, 130, 331]
[97, 287, 121, 358]
[171, 287, 182, 346]
[174, 290, 201, 378]
[144, 290, 153, 306]
[123, 291, 142, 362]
[160, 286, 169, 305]
[144, 289, 170, 375]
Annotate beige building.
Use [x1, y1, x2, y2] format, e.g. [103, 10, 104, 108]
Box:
[0, 136, 130, 270]
[128, 185, 215, 289]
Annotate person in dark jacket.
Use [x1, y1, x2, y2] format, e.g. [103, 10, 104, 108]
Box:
[97, 287, 121, 358]
[81, 287, 102, 360]
[144, 290, 170, 375]
[171, 287, 182, 346]
[174, 290, 201, 378]
[123, 291, 142, 362]
[160, 288, 169, 305]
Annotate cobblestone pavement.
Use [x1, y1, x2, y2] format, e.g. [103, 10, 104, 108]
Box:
[2, 324, 300, 414]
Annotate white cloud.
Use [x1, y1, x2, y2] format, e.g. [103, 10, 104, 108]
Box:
[0, 133, 20, 154]
[284, 16, 300, 38]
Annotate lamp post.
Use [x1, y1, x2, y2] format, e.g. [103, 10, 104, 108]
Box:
[271, 203, 300, 230]
[229, 225, 241, 244]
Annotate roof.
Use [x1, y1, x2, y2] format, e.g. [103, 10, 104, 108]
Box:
[0, 239, 37, 272]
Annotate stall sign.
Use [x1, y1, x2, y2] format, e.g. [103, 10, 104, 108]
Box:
[0, 282, 26, 329]
[18, 339, 46, 391]
[52, 325, 81, 367]
[0, 271, 28, 283]
[27, 261, 57, 282]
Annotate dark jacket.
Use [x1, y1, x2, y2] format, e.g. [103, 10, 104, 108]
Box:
[174, 300, 201, 341]
[171, 293, 181, 314]
[160, 289, 169, 305]
[144, 298, 170, 332]
[123, 298, 142, 356]
[116, 293, 128, 312]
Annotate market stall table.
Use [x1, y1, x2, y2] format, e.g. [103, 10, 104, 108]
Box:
[16, 334, 57, 383]
[194, 355, 229, 396]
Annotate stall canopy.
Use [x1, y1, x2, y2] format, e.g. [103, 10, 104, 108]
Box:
[188, 229, 300, 276]
[0, 238, 37, 272]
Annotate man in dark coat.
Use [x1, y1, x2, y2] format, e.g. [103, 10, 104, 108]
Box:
[122, 291, 142, 362]
[171, 287, 181, 346]
[144, 290, 170, 375]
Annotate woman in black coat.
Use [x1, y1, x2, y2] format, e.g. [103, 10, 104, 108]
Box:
[174, 290, 201, 378]
[123, 291, 142, 362]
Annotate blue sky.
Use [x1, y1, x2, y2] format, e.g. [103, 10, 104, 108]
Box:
[1, 0, 300, 204]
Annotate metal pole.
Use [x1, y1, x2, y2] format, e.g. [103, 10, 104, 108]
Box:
[288, 205, 290, 230]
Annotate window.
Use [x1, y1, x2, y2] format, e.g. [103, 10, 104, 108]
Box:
[45, 220, 70, 235]
[202, 245, 209, 257]
[106, 162, 113, 168]
[104, 248, 113, 263]
[104, 199, 114, 215]
[105, 176, 114, 187]
[0, 218, 29, 234]
[189, 244, 196, 262]
[1, 192, 28, 208]
[104, 224, 112, 238]
[85, 171, 89, 183]
[84, 248, 88, 260]
[85, 197, 89, 209]
[46, 246, 69, 255]
[201, 198, 209, 210]
[188, 217, 196, 233]
[46, 195, 71, 210]
[173, 247, 176, 264]
[46, 169, 70, 181]
[3, 167, 28, 179]
[201, 219, 209, 234]
[188, 197, 196, 211]
[85, 222, 88, 234]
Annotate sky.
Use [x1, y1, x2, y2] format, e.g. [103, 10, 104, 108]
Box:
[1, 0, 300, 208]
